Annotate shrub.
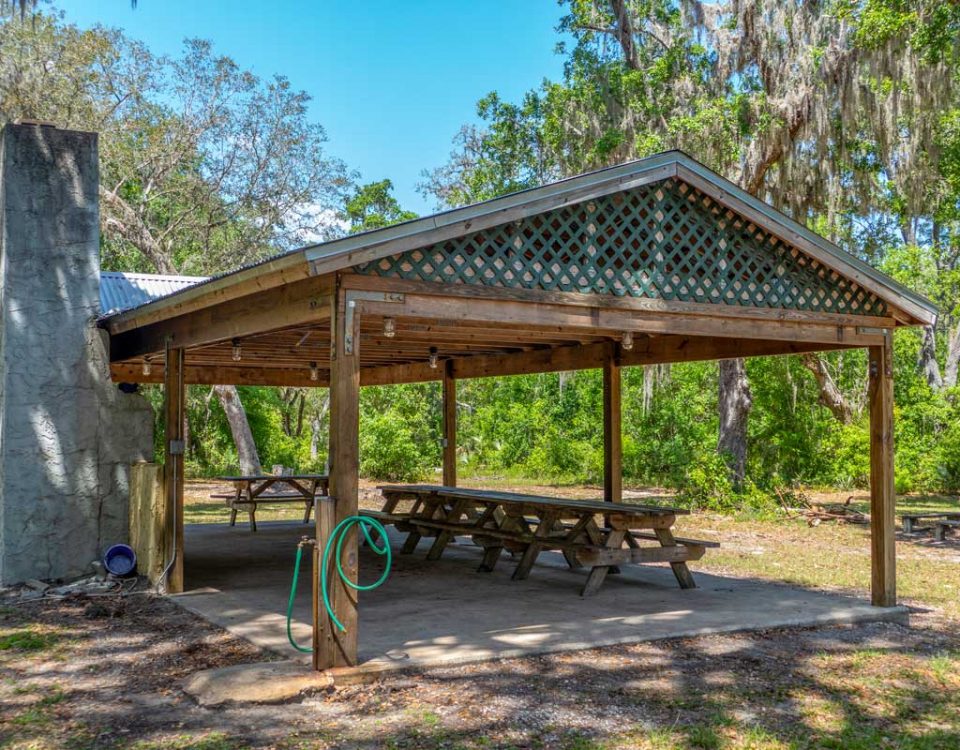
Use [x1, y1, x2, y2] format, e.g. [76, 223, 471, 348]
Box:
[359, 413, 425, 482]
[677, 451, 778, 515]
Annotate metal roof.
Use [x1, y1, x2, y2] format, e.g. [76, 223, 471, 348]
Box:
[99, 272, 209, 316]
[99, 151, 938, 328]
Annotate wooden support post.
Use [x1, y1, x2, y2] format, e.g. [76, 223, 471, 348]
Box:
[163, 346, 185, 594]
[442, 360, 457, 487]
[318, 285, 361, 669]
[868, 339, 896, 607]
[603, 350, 622, 504]
[314, 497, 336, 670]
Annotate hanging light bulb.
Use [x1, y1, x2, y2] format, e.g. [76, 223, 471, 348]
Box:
[621, 331, 634, 351]
[383, 317, 396, 338]
[309, 361, 319, 381]
[232, 338, 242, 362]
[428, 346, 439, 369]
[141, 357, 152, 376]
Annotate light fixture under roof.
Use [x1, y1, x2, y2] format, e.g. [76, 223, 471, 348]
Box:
[232, 338, 242, 362]
[428, 346, 439, 369]
[621, 331, 634, 351]
[383, 317, 396, 338]
[309, 361, 319, 381]
[142, 357, 152, 376]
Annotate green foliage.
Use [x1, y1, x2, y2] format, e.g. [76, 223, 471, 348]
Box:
[360, 413, 425, 482]
[344, 179, 417, 233]
[16, 2, 960, 510]
[0, 628, 58, 652]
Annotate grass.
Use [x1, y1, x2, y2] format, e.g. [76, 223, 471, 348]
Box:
[669, 499, 960, 619]
[0, 627, 60, 653]
[130, 734, 241, 750]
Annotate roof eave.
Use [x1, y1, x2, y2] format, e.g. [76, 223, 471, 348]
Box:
[672, 155, 938, 327]
[99, 149, 938, 332]
[99, 249, 311, 331]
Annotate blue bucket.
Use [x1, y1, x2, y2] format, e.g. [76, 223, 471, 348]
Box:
[103, 544, 137, 577]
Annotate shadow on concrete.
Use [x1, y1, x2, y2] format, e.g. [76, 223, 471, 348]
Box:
[175, 521, 907, 671]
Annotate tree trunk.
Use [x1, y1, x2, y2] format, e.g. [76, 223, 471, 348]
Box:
[944, 323, 960, 389]
[214, 384, 261, 475]
[919, 326, 944, 390]
[642, 365, 655, 414]
[800, 353, 855, 423]
[310, 416, 321, 462]
[718, 358, 752, 487]
[608, 0, 640, 70]
[98, 186, 178, 275]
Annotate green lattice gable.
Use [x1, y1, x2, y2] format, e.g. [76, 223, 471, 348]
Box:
[355, 178, 888, 317]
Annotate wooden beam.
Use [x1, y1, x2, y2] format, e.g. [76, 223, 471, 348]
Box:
[442, 360, 457, 487]
[358, 336, 855, 387]
[603, 348, 622, 505]
[314, 497, 335, 670]
[320, 283, 360, 669]
[112, 363, 329, 388]
[344, 273, 899, 329]
[868, 338, 896, 606]
[110, 276, 334, 361]
[358, 294, 888, 348]
[163, 346, 185, 594]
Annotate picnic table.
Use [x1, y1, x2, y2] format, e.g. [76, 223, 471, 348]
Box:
[369, 485, 717, 596]
[212, 473, 328, 532]
[900, 511, 960, 534]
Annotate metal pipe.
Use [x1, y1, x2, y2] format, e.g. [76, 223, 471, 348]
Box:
[157, 346, 182, 594]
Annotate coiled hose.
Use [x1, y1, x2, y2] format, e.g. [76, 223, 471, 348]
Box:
[286, 515, 392, 653]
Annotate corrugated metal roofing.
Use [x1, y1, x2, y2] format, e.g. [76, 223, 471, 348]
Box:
[99, 272, 209, 315]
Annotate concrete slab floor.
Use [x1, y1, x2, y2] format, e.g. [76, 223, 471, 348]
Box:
[173, 522, 907, 672]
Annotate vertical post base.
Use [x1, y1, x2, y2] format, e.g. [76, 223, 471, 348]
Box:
[868, 341, 896, 607]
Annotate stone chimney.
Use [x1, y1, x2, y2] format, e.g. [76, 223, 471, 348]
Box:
[0, 122, 154, 584]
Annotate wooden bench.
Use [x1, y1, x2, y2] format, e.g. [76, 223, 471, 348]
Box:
[934, 519, 960, 542]
[211, 492, 316, 528]
[901, 512, 960, 534]
[373, 484, 715, 596]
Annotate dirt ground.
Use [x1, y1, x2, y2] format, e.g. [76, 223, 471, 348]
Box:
[1, 591, 958, 750]
[2, 484, 959, 749]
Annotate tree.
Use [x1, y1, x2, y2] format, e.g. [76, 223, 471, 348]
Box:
[344, 179, 418, 233]
[423, 0, 960, 486]
[0, 8, 352, 473]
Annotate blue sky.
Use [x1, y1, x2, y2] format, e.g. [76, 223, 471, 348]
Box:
[56, 0, 569, 214]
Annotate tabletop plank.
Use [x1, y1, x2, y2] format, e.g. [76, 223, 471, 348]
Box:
[217, 474, 329, 482]
[377, 484, 687, 516]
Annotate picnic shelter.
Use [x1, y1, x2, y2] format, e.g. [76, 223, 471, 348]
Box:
[100, 151, 937, 671]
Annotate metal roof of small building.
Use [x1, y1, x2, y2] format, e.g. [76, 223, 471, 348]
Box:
[99, 272, 209, 316]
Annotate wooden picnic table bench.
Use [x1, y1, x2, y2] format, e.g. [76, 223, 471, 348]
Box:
[213, 474, 329, 532]
[900, 511, 960, 534]
[370, 484, 716, 596]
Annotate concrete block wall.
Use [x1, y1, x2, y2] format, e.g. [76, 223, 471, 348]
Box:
[0, 123, 154, 584]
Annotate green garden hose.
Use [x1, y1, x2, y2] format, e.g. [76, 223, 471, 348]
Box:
[286, 515, 392, 653]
